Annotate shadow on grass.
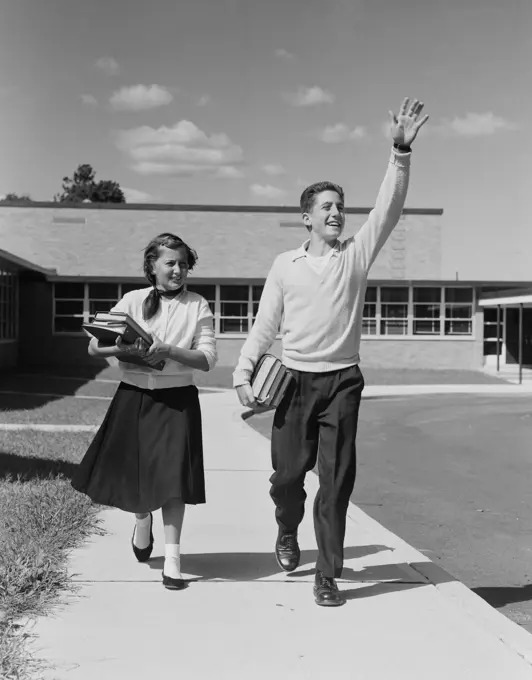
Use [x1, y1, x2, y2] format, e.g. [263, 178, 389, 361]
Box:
[0, 451, 78, 482]
[0, 361, 110, 411]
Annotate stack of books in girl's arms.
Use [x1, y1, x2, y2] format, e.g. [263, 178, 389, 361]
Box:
[251, 354, 293, 409]
[82, 311, 166, 371]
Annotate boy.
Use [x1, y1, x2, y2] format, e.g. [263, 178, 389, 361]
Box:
[233, 98, 428, 606]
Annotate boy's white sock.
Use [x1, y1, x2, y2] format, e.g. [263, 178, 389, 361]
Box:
[164, 544, 182, 579]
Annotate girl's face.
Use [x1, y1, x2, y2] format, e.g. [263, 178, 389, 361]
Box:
[152, 246, 189, 292]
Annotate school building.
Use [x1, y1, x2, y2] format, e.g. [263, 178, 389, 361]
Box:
[0, 202, 530, 380]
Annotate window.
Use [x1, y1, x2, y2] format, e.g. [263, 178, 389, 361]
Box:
[483, 307, 503, 356]
[0, 270, 17, 340]
[88, 283, 119, 321]
[187, 284, 216, 313]
[362, 287, 377, 335]
[380, 287, 408, 335]
[121, 283, 146, 296]
[413, 287, 441, 335]
[444, 288, 473, 335]
[220, 285, 249, 333]
[54, 282, 85, 332]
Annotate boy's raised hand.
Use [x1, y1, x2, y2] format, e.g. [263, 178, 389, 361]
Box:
[389, 97, 429, 147]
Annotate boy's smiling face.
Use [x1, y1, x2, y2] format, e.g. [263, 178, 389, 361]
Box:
[302, 190, 345, 243]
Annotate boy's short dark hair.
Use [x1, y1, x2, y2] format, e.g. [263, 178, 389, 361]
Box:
[299, 181, 345, 214]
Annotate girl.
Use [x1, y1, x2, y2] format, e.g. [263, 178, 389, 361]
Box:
[72, 233, 217, 591]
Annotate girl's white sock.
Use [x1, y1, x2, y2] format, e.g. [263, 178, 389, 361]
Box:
[133, 514, 151, 550]
[164, 544, 182, 579]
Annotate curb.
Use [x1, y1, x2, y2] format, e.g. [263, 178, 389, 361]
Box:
[0, 424, 98, 432]
[346, 503, 532, 667]
[241, 405, 532, 667]
[410, 561, 532, 666]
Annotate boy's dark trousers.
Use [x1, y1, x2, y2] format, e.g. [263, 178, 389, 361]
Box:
[270, 364, 364, 578]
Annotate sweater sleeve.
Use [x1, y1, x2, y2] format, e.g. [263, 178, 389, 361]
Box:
[355, 148, 411, 271]
[110, 292, 132, 314]
[190, 298, 217, 371]
[232, 257, 284, 387]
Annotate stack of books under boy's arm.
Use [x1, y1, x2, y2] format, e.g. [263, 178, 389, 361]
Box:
[250, 354, 293, 409]
[82, 312, 166, 371]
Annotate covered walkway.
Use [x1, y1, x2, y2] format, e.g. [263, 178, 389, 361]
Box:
[479, 288, 532, 384]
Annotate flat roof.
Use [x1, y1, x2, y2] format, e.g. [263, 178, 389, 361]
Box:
[479, 288, 532, 307]
[0, 201, 444, 216]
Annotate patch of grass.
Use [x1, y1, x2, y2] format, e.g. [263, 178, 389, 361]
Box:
[0, 619, 49, 680]
[0, 395, 110, 425]
[0, 431, 95, 474]
[0, 431, 104, 678]
[0, 375, 119, 399]
[16, 362, 236, 388]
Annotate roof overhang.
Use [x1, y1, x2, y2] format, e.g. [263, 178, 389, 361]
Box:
[479, 288, 532, 308]
[0, 249, 57, 276]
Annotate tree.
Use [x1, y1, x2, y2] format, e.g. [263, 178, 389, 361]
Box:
[1, 192, 33, 202]
[54, 164, 126, 203]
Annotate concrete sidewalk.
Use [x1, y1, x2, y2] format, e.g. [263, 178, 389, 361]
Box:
[33, 390, 532, 679]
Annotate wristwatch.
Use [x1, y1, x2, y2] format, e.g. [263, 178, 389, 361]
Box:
[393, 142, 412, 153]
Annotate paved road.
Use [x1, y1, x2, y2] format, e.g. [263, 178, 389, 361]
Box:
[248, 393, 532, 631]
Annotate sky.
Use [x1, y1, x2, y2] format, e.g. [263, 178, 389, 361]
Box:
[0, 0, 530, 280]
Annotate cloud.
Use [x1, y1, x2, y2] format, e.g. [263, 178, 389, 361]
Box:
[250, 184, 287, 199]
[197, 94, 211, 107]
[284, 86, 335, 107]
[319, 123, 367, 143]
[262, 163, 286, 176]
[216, 166, 245, 179]
[95, 57, 120, 76]
[81, 94, 98, 107]
[122, 187, 156, 203]
[440, 112, 517, 136]
[110, 85, 174, 111]
[116, 119, 244, 178]
[275, 48, 294, 59]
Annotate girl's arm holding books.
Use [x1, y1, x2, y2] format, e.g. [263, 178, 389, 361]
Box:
[88, 336, 148, 358]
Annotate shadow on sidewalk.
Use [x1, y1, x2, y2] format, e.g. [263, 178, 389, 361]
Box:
[473, 584, 532, 609]
[146, 545, 430, 588]
[342, 581, 427, 601]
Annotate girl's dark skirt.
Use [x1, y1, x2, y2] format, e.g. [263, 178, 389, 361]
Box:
[72, 382, 205, 513]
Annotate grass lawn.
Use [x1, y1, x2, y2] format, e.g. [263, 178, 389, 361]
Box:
[0, 430, 103, 678]
[0, 395, 109, 425]
[12, 362, 237, 388]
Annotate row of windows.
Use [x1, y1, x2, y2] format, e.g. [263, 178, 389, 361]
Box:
[53, 282, 474, 337]
[0, 270, 18, 341]
[363, 286, 474, 336]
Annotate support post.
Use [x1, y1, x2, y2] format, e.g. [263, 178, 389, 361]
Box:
[518, 304, 523, 385]
[496, 305, 501, 372]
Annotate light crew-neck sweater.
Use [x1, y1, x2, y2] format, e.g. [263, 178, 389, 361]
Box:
[233, 148, 411, 387]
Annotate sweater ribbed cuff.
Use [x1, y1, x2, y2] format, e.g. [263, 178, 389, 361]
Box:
[233, 369, 253, 388]
[391, 147, 412, 165]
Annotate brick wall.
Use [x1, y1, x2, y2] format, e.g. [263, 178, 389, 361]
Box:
[0, 205, 443, 281]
